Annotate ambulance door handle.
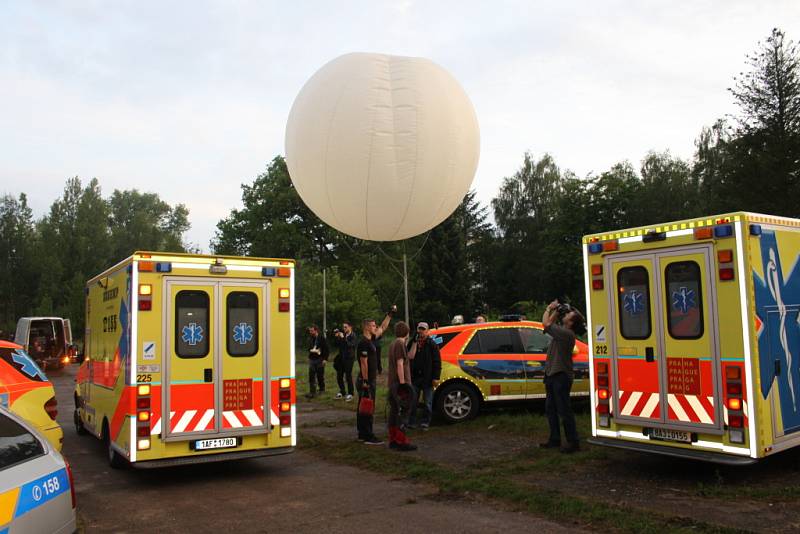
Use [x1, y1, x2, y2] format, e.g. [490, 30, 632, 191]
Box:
[645, 347, 655, 363]
[204, 368, 213, 382]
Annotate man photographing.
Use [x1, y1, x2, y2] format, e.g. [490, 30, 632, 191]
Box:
[540, 299, 586, 453]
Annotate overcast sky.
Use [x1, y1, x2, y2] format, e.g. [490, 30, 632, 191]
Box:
[2, 1, 798, 250]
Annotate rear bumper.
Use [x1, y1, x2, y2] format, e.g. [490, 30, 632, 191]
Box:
[131, 445, 295, 469]
[588, 436, 757, 466]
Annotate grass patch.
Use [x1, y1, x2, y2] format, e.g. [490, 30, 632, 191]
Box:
[300, 433, 745, 534]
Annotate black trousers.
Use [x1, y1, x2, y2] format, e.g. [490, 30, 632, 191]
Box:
[309, 359, 325, 394]
[336, 358, 354, 396]
[544, 372, 579, 444]
[356, 377, 376, 439]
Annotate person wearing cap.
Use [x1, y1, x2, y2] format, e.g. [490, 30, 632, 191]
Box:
[407, 321, 441, 430]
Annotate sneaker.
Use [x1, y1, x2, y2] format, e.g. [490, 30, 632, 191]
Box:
[420, 423, 430, 431]
[393, 442, 417, 452]
[345, 394, 353, 401]
[406, 423, 418, 430]
[560, 442, 580, 454]
[334, 393, 343, 399]
[363, 436, 383, 445]
[357, 436, 366, 442]
[539, 441, 561, 449]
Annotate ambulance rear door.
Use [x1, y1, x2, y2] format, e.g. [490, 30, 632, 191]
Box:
[608, 245, 722, 437]
[162, 278, 270, 441]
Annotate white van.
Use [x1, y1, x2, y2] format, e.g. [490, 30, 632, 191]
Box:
[14, 317, 74, 369]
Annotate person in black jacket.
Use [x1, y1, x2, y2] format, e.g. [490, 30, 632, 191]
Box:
[333, 321, 357, 400]
[306, 325, 329, 399]
[407, 322, 441, 429]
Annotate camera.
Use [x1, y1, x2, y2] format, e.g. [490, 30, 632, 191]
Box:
[333, 328, 342, 336]
[555, 302, 573, 319]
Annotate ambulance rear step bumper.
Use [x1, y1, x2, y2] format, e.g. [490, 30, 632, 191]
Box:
[588, 437, 756, 466]
[131, 446, 295, 469]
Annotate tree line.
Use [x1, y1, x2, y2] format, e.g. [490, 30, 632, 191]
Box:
[1, 29, 797, 338]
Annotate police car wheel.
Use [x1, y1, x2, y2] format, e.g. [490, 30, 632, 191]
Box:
[103, 420, 127, 469]
[437, 382, 479, 423]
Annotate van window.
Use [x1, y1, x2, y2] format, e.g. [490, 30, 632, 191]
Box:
[618, 267, 652, 339]
[176, 290, 210, 358]
[0, 412, 44, 471]
[666, 261, 704, 339]
[227, 292, 258, 356]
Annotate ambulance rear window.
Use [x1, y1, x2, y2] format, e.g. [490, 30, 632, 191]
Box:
[175, 290, 210, 358]
[617, 267, 651, 340]
[227, 292, 258, 356]
[665, 261, 704, 339]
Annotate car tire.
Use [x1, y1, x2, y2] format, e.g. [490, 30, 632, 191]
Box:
[436, 382, 480, 423]
[74, 397, 87, 435]
[103, 420, 127, 469]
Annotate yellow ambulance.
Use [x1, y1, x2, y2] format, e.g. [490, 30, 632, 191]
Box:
[584, 213, 800, 464]
[74, 252, 296, 468]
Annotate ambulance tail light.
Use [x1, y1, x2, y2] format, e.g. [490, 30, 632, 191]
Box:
[595, 363, 611, 427]
[139, 298, 152, 311]
[278, 379, 293, 437]
[719, 268, 735, 281]
[591, 262, 604, 291]
[278, 302, 290, 312]
[137, 438, 151, 450]
[725, 363, 745, 443]
[137, 397, 150, 409]
[137, 425, 150, 437]
[729, 415, 744, 428]
[65, 460, 76, 508]
[137, 383, 152, 442]
[44, 397, 58, 420]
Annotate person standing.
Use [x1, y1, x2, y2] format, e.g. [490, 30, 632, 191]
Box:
[333, 321, 357, 401]
[356, 307, 395, 444]
[407, 322, 441, 430]
[305, 325, 329, 399]
[540, 300, 586, 453]
[387, 322, 417, 451]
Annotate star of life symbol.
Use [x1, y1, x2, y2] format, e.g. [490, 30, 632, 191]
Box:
[182, 323, 204, 346]
[767, 247, 798, 410]
[672, 287, 696, 314]
[233, 322, 254, 345]
[623, 290, 645, 315]
[12, 349, 47, 381]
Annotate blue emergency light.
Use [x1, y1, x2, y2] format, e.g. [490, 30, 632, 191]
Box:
[262, 267, 277, 277]
[714, 224, 734, 238]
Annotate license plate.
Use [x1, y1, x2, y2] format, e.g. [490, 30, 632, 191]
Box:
[650, 428, 691, 443]
[194, 437, 238, 451]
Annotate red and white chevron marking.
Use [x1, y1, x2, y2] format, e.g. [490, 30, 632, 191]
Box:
[667, 394, 715, 424]
[618, 390, 661, 419]
[150, 408, 280, 435]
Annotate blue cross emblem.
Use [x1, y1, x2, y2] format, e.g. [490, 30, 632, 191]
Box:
[672, 287, 696, 314]
[623, 290, 645, 315]
[233, 322, 254, 345]
[11, 349, 47, 381]
[754, 229, 800, 433]
[181, 323, 204, 346]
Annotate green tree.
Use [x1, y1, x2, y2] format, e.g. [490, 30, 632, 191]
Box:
[108, 189, 189, 259]
[0, 194, 38, 332]
[296, 268, 379, 337]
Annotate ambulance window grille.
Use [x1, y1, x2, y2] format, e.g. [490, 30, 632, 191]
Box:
[175, 290, 210, 358]
[665, 261, 704, 340]
[617, 266, 652, 340]
[227, 291, 259, 357]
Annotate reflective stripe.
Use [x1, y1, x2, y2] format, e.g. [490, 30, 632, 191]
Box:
[173, 410, 197, 433]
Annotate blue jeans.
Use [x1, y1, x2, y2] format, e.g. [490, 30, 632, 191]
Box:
[409, 381, 433, 425]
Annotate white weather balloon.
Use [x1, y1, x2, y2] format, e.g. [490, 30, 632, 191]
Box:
[285, 52, 480, 241]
